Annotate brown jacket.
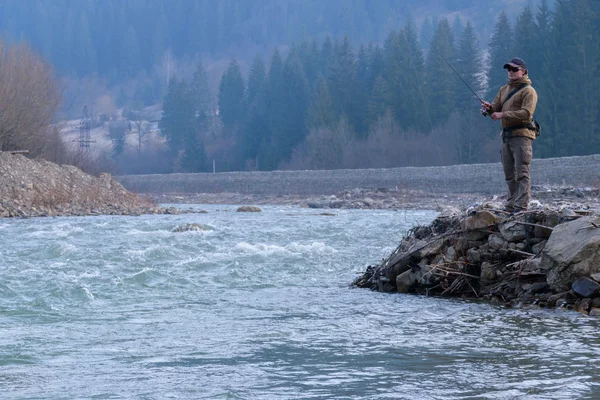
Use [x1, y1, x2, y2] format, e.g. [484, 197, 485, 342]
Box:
[490, 76, 538, 140]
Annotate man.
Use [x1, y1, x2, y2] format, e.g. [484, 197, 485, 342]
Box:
[481, 57, 538, 213]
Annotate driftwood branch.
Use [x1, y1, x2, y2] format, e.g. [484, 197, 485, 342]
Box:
[507, 248, 535, 257]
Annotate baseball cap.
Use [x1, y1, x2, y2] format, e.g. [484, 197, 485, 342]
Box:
[503, 57, 527, 69]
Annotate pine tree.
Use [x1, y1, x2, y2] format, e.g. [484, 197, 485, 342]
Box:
[307, 75, 335, 129]
[190, 60, 211, 127]
[354, 44, 370, 136]
[455, 22, 483, 111]
[455, 22, 483, 164]
[159, 78, 195, 156]
[513, 7, 538, 73]
[367, 74, 390, 125]
[486, 12, 513, 100]
[218, 59, 246, 130]
[259, 49, 285, 170]
[402, 21, 428, 130]
[328, 35, 357, 129]
[277, 59, 309, 163]
[243, 54, 268, 164]
[424, 18, 456, 126]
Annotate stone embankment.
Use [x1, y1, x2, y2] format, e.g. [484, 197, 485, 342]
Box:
[0, 152, 177, 218]
[353, 201, 600, 315]
[118, 154, 600, 196]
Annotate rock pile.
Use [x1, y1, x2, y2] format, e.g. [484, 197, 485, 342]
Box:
[0, 152, 177, 218]
[353, 202, 600, 315]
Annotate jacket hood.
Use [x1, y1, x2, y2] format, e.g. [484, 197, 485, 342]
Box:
[508, 75, 532, 86]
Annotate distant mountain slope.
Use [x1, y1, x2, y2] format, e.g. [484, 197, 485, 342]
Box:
[0, 0, 548, 80]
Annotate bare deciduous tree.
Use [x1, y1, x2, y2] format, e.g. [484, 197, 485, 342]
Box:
[0, 40, 63, 160]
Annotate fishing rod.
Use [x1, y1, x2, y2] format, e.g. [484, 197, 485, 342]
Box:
[408, 21, 487, 108]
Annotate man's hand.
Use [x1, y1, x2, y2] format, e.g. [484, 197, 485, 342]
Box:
[491, 112, 503, 121]
[480, 100, 492, 111]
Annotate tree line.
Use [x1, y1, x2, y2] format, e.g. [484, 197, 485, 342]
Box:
[159, 0, 599, 172]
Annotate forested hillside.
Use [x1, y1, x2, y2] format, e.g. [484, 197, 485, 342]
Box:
[1, 0, 541, 79]
[159, 0, 600, 172]
[0, 0, 597, 174]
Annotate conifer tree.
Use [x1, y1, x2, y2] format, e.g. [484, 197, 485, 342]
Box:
[190, 60, 211, 126]
[354, 44, 370, 136]
[486, 12, 513, 100]
[513, 7, 538, 73]
[424, 18, 456, 126]
[328, 35, 357, 130]
[402, 21, 428, 130]
[160, 77, 187, 151]
[259, 49, 285, 170]
[531, 0, 554, 158]
[243, 55, 268, 164]
[218, 59, 246, 130]
[307, 75, 335, 129]
[367, 74, 390, 125]
[278, 59, 309, 162]
[455, 22, 483, 164]
[455, 22, 482, 111]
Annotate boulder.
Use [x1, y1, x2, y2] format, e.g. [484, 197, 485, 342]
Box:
[172, 223, 206, 232]
[572, 277, 600, 298]
[543, 216, 600, 292]
[237, 206, 262, 212]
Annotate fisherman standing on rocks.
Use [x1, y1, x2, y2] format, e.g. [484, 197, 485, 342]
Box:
[481, 57, 538, 214]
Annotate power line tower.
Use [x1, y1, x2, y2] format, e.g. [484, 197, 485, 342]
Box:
[74, 105, 95, 151]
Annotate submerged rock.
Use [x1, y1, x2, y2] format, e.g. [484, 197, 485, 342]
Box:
[172, 223, 207, 232]
[237, 206, 262, 212]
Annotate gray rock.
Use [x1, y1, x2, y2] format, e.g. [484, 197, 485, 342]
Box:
[572, 277, 600, 298]
[236, 206, 262, 212]
[172, 223, 206, 233]
[396, 265, 428, 294]
[445, 246, 457, 262]
[480, 262, 497, 285]
[543, 216, 600, 292]
[531, 240, 547, 255]
[589, 308, 600, 316]
[499, 221, 527, 242]
[488, 233, 508, 251]
[534, 212, 561, 238]
[467, 249, 481, 264]
[461, 210, 500, 230]
[528, 282, 550, 294]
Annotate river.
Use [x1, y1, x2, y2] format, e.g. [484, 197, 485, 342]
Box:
[1, 205, 599, 399]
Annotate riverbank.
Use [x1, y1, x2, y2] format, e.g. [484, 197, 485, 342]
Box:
[353, 200, 600, 315]
[0, 152, 179, 218]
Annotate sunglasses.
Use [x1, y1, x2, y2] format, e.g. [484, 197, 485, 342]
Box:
[505, 66, 521, 72]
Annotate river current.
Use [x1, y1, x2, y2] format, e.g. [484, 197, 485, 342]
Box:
[1, 205, 599, 399]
